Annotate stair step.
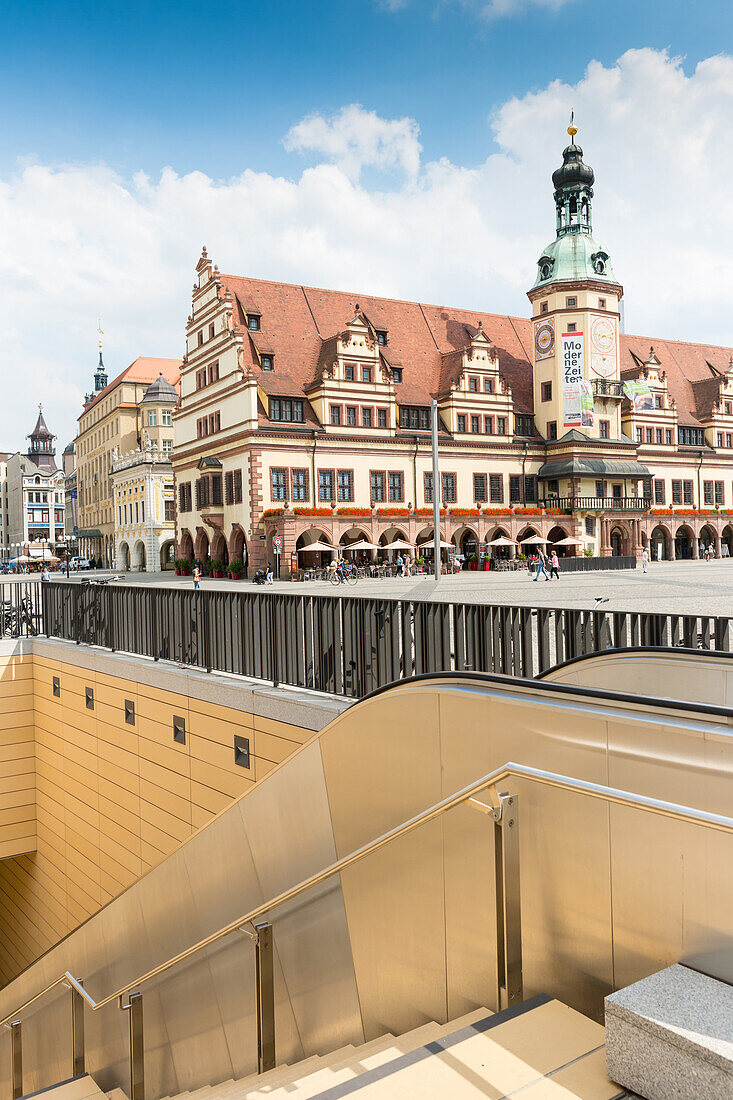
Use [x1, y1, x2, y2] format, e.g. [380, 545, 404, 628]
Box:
[304, 996, 615, 1098]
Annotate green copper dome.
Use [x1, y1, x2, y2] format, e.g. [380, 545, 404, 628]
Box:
[532, 232, 618, 290]
[532, 124, 619, 290]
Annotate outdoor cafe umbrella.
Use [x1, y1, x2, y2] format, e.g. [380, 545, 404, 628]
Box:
[296, 540, 336, 554]
[419, 539, 454, 549]
[518, 535, 549, 545]
[551, 536, 585, 546]
[380, 540, 414, 551]
[486, 536, 516, 547]
[343, 540, 379, 551]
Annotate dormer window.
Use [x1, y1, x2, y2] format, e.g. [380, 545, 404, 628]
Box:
[392, 368, 403, 384]
[261, 355, 274, 371]
[362, 366, 372, 383]
[468, 378, 478, 393]
[484, 379, 493, 393]
[376, 331, 387, 347]
[248, 314, 261, 332]
[345, 364, 354, 381]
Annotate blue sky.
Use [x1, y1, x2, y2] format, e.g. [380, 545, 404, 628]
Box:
[2, 0, 733, 447]
[1, 0, 728, 179]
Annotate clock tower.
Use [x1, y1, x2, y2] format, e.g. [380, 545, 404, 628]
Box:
[528, 121, 624, 443]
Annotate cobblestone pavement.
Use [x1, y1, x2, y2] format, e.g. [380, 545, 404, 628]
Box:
[42, 558, 733, 616]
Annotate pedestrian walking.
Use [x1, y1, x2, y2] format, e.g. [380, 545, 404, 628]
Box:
[266, 562, 274, 584]
[41, 566, 51, 582]
[549, 551, 560, 580]
[533, 548, 550, 581]
[641, 547, 649, 573]
[193, 564, 201, 590]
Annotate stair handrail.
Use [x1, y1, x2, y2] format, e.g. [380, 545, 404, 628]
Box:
[2, 760, 732, 1025]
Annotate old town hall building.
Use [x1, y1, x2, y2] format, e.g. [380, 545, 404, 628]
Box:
[173, 125, 733, 573]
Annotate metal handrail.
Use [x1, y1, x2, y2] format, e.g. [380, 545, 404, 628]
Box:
[2, 760, 732, 1026]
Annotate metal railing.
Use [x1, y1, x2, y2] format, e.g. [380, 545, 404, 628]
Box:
[541, 496, 651, 511]
[0, 583, 42, 638]
[3, 759, 730, 1100]
[39, 582, 733, 698]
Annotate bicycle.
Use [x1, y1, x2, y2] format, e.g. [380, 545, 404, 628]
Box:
[329, 567, 357, 586]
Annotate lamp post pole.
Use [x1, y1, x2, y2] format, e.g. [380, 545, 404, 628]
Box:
[431, 400, 441, 581]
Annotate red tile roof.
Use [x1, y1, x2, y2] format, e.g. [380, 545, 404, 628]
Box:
[218, 273, 733, 430]
[82, 356, 181, 414]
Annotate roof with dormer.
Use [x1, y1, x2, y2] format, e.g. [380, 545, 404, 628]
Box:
[215, 271, 733, 434]
[621, 334, 733, 426]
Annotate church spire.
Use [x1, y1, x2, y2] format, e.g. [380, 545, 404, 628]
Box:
[94, 318, 108, 392]
[552, 115, 595, 238]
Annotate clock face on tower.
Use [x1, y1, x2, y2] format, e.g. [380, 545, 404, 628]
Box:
[590, 317, 617, 378]
[534, 319, 555, 361]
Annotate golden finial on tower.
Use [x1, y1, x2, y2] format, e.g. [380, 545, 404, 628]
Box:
[97, 318, 104, 350]
[567, 109, 578, 139]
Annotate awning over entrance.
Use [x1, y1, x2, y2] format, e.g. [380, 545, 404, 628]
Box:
[537, 458, 652, 480]
[75, 528, 104, 539]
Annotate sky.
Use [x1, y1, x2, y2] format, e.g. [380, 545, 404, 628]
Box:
[1, 0, 733, 448]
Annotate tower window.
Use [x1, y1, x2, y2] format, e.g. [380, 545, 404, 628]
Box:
[567, 323, 576, 333]
[540, 301, 549, 314]
[566, 297, 577, 308]
[598, 298, 606, 309]
[541, 382, 552, 402]
[600, 420, 610, 440]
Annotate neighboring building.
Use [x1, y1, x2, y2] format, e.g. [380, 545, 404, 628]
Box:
[0, 452, 10, 554]
[111, 373, 178, 571]
[2, 407, 65, 561]
[62, 442, 78, 557]
[173, 127, 733, 572]
[76, 351, 181, 566]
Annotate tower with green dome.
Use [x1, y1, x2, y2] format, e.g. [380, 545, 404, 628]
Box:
[528, 120, 625, 444]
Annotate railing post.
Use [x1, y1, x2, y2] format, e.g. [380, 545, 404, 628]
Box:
[71, 984, 85, 1076]
[10, 1021, 22, 1100]
[120, 992, 145, 1100]
[493, 792, 523, 1011]
[255, 922, 275, 1073]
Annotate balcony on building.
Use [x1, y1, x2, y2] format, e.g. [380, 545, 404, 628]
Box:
[590, 379, 625, 399]
[541, 494, 651, 512]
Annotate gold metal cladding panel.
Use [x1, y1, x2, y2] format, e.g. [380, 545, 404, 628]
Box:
[544, 650, 733, 709]
[320, 688, 446, 1038]
[606, 702, 733, 989]
[238, 742, 364, 1058]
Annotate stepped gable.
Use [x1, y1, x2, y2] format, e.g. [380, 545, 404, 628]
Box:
[220, 271, 733, 430]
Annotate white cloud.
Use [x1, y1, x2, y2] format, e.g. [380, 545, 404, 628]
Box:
[1, 48, 733, 450]
[283, 104, 422, 182]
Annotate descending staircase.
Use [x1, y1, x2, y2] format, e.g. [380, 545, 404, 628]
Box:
[154, 995, 627, 1099]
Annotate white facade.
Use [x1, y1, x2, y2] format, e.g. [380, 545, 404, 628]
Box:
[1, 454, 65, 561]
[112, 442, 175, 572]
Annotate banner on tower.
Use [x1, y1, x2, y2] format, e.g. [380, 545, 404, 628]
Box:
[562, 332, 587, 427]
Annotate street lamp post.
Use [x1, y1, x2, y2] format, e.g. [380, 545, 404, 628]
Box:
[431, 399, 441, 581]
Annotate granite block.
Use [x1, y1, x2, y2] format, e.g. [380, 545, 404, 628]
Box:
[605, 964, 733, 1100]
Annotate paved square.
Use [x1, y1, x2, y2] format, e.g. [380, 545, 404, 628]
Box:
[49, 559, 733, 617]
